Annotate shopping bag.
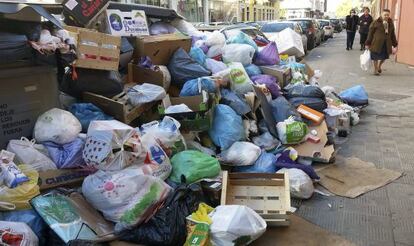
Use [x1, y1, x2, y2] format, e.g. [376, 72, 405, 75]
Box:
[360, 50, 371, 71]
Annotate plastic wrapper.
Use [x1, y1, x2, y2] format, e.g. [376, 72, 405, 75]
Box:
[206, 58, 227, 74]
[270, 96, 302, 123]
[82, 169, 171, 231]
[0, 221, 38, 246]
[254, 41, 280, 66]
[222, 44, 255, 66]
[252, 132, 280, 150]
[43, 137, 86, 169]
[83, 120, 143, 171]
[233, 151, 277, 173]
[276, 117, 308, 144]
[244, 64, 262, 77]
[226, 31, 258, 51]
[127, 83, 166, 106]
[219, 142, 261, 166]
[7, 138, 57, 171]
[209, 105, 245, 150]
[227, 62, 254, 95]
[189, 47, 207, 66]
[34, 108, 81, 145]
[251, 74, 280, 99]
[69, 103, 113, 132]
[117, 183, 205, 246]
[0, 150, 29, 188]
[220, 89, 251, 115]
[209, 205, 266, 246]
[180, 77, 217, 97]
[170, 150, 221, 184]
[168, 48, 211, 86]
[277, 168, 314, 199]
[0, 165, 39, 211]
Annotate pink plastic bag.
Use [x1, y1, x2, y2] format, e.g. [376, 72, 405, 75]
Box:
[254, 42, 280, 66]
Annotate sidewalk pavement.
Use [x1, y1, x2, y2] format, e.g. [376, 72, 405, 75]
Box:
[294, 32, 414, 246]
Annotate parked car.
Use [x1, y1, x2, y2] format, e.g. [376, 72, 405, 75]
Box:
[329, 18, 343, 33]
[289, 18, 319, 50]
[260, 21, 308, 54]
[318, 19, 334, 39]
[220, 24, 269, 41]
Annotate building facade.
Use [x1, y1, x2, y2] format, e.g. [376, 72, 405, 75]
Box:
[280, 0, 325, 19]
[372, 0, 414, 65]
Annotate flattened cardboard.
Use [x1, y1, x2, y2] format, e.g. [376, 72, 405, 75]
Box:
[38, 169, 94, 191]
[134, 33, 192, 65]
[63, 0, 109, 27]
[0, 65, 59, 149]
[254, 214, 356, 246]
[105, 9, 149, 37]
[260, 65, 292, 88]
[127, 63, 169, 90]
[293, 121, 329, 159]
[253, 85, 278, 137]
[316, 156, 402, 198]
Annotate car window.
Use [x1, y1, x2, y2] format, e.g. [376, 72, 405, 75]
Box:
[294, 21, 311, 31]
[319, 21, 329, 27]
[261, 23, 293, 32]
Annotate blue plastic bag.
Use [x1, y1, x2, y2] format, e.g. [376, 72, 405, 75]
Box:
[220, 89, 251, 115]
[339, 85, 369, 107]
[179, 77, 216, 96]
[70, 103, 113, 132]
[0, 209, 46, 242]
[209, 104, 245, 150]
[254, 41, 280, 66]
[168, 48, 211, 86]
[244, 64, 262, 77]
[233, 151, 277, 173]
[43, 137, 86, 169]
[189, 47, 207, 66]
[226, 31, 258, 51]
[206, 58, 227, 74]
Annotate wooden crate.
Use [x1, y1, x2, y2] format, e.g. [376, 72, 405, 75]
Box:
[83, 86, 156, 124]
[69, 26, 121, 71]
[221, 171, 291, 226]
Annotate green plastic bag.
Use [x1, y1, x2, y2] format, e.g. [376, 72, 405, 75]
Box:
[170, 150, 221, 184]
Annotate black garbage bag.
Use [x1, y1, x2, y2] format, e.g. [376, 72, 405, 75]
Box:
[168, 47, 211, 86]
[286, 84, 325, 99]
[60, 67, 123, 99]
[270, 96, 302, 123]
[0, 32, 33, 64]
[116, 183, 205, 246]
[288, 97, 328, 113]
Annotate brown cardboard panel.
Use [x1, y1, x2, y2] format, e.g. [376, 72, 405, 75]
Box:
[127, 63, 169, 90]
[299, 60, 315, 79]
[316, 156, 402, 198]
[253, 85, 278, 137]
[260, 65, 292, 88]
[293, 121, 328, 158]
[38, 169, 94, 191]
[253, 214, 356, 246]
[134, 33, 191, 65]
[0, 65, 59, 149]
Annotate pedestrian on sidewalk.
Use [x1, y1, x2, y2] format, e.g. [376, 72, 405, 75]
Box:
[345, 9, 359, 50]
[359, 7, 373, 51]
[365, 9, 398, 76]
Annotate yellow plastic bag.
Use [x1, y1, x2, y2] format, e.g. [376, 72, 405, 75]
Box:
[0, 165, 40, 211]
[184, 203, 214, 246]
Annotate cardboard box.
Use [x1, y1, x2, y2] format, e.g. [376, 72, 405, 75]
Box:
[300, 60, 315, 80]
[105, 9, 149, 36]
[68, 27, 121, 71]
[134, 34, 192, 65]
[127, 63, 170, 90]
[0, 65, 59, 149]
[297, 104, 325, 125]
[63, 0, 109, 27]
[38, 169, 94, 191]
[260, 65, 292, 89]
[159, 92, 213, 132]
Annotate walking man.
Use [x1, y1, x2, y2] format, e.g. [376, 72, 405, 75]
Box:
[345, 9, 359, 50]
[359, 7, 373, 50]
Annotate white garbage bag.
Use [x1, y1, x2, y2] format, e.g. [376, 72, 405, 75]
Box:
[7, 138, 57, 171]
[127, 83, 166, 106]
[271, 28, 305, 57]
[277, 168, 314, 199]
[222, 44, 255, 66]
[209, 205, 267, 246]
[207, 44, 223, 58]
[360, 50, 371, 71]
[165, 104, 193, 114]
[33, 108, 81, 145]
[83, 120, 143, 171]
[82, 168, 171, 232]
[0, 221, 39, 246]
[205, 31, 226, 47]
[219, 141, 261, 166]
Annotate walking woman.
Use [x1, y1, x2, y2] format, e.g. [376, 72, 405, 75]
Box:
[359, 7, 373, 50]
[365, 9, 398, 75]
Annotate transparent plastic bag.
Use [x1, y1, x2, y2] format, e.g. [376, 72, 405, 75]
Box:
[127, 83, 166, 106]
[0, 221, 38, 246]
[219, 141, 261, 166]
[360, 50, 371, 71]
[222, 44, 255, 66]
[277, 168, 314, 199]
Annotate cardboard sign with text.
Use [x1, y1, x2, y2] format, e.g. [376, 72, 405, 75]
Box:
[106, 10, 149, 36]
